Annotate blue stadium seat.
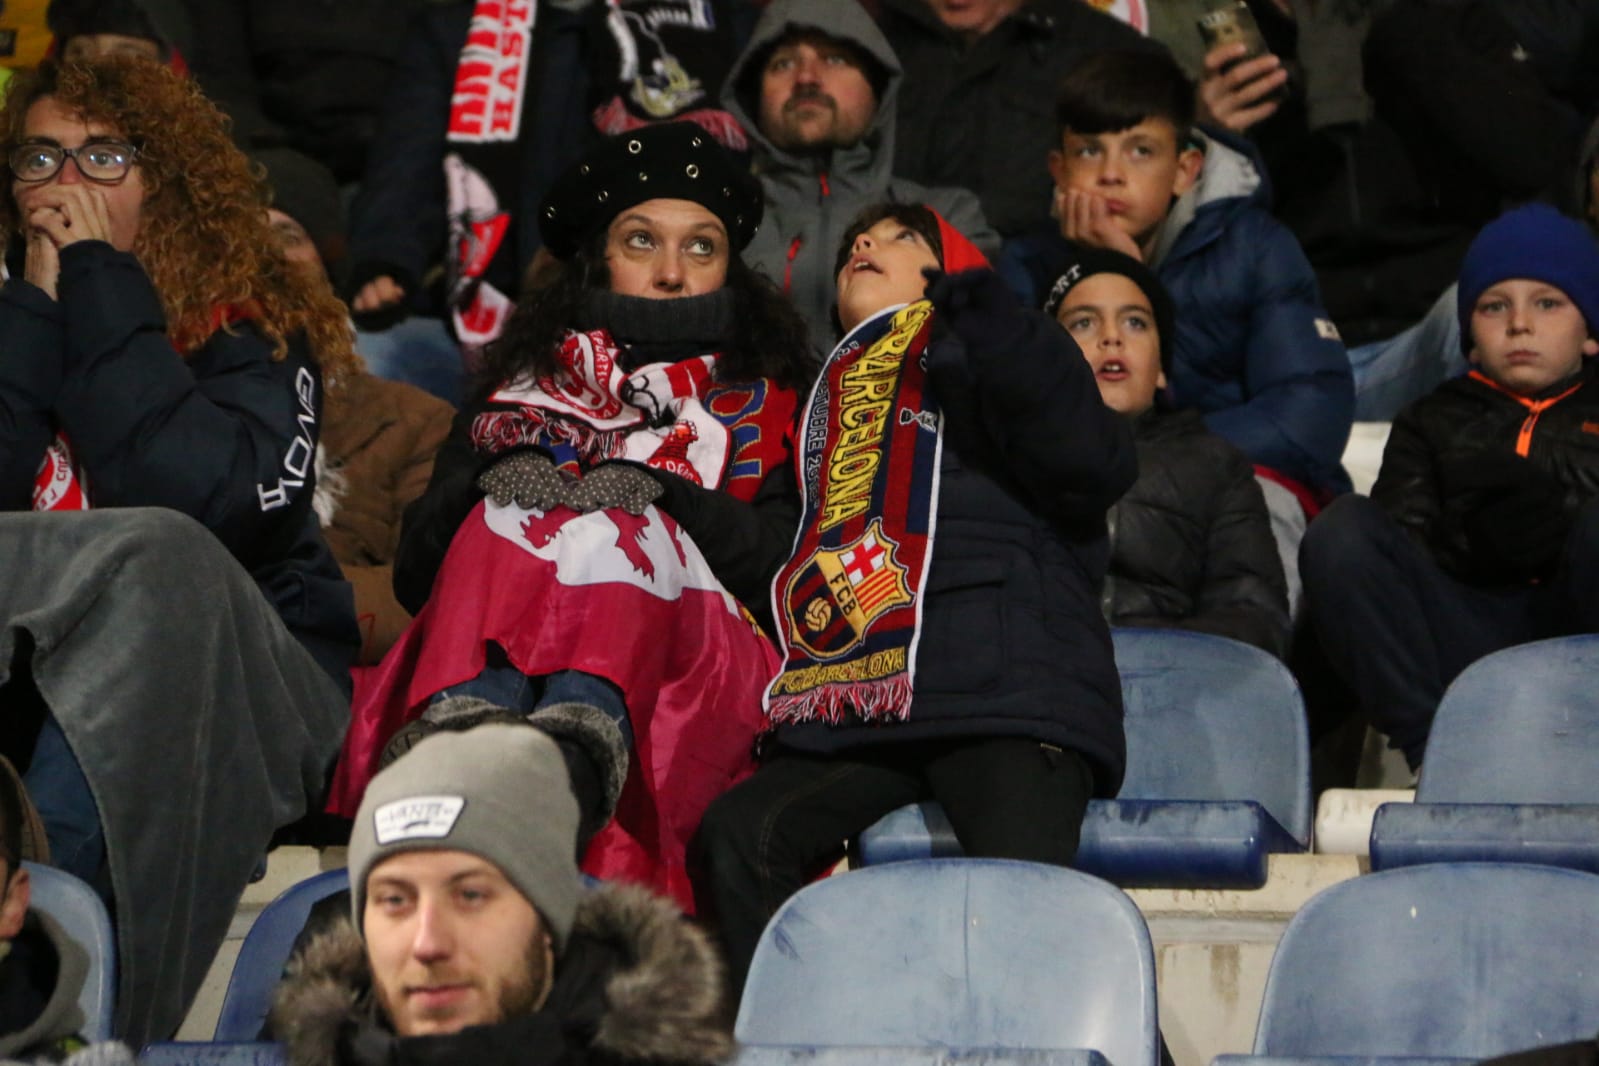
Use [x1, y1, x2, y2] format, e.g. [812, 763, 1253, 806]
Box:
[855, 629, 1310, 888]
[139, 1043, 286, 1065]
[1213, 863, 1599, 1066]
[736, 1051, 1111, 1065]
[214, 868, 349, 1042]
[1369, 635, 1599, 873]
[735, 859, 1158, 1066]
[23, 862, 115, 1043]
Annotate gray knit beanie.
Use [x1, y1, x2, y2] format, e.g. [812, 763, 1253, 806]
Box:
[349, 724, 582, 952]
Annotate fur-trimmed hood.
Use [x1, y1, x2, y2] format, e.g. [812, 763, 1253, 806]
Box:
[269, 882, 734, 1066]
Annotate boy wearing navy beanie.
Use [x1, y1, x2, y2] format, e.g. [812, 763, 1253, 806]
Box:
[1302, 203, 1599, 771]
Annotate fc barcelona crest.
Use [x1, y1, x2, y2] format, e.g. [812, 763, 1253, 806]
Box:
[782, 518, 913, 660]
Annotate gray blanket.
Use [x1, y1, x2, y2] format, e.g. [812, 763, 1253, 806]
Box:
[0, 508, 349, 1046]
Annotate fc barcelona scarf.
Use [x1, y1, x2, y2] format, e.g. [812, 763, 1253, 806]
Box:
[765, 300, 943, 724]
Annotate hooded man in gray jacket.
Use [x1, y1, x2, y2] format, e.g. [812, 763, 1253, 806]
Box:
[722, 0, 999, 351]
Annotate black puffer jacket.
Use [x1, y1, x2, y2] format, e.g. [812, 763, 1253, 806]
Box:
[1371, 360, 1599, 583]
[186, 0, 434, 183]
[876, 0, 1153, 238]
[0, 241, 359, 688]
[1103, 409, 1290, 659]
[344, 2, 597, 313]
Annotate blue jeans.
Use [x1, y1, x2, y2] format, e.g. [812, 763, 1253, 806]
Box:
[432, 666, 633, 750]
[1349, 285, 1465, 422]
[24, 716, 108, 897]
[355, 316, 465, 407]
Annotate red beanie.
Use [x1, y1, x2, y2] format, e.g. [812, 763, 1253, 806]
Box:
[930, 208, 990, 273]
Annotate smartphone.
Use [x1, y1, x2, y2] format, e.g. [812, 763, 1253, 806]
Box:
[1196, 1, 1287, 103]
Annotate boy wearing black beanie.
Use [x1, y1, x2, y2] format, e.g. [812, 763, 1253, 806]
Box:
[1048, 246, 1290, 658]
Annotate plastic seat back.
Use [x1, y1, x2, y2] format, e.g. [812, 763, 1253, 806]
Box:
[1253, 863, 1599, 1059]
[139, 1043, 286, 1065]
[1415, 635, 1599, 803]
[1113, 628, 1309, 843]
[214, 868, 349, 1041]
[23, 862, 115, 1043]
[854, 630, 1311, 885]
[735, 860, 1158, 1066]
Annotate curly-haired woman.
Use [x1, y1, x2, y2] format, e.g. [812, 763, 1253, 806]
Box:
[330, 121, 815, 912]
[0, 57, 361, 1044]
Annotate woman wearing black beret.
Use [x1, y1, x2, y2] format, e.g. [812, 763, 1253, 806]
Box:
[332, 122, 815, 911]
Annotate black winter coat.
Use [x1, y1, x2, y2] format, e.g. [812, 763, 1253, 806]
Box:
[345, 1, 761, 318]
[769, 299, 1137, 797]
[0, 241, 359, 687]
[1104, 409, 1290, 659]
[1371, 361, 1599, 584]
[185, 0, 432, 184]
[876, 0, 1154, 238]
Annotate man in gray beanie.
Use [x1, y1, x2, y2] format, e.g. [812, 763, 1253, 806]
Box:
[270, 723, 733, 1065]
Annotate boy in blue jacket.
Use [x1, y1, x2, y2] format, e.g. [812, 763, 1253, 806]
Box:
[999, 46, 1353, 612]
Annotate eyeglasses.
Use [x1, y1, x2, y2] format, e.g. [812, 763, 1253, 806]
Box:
[8, 140, 140, 184]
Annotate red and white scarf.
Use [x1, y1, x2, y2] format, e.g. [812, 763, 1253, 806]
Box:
[32, 433, 89, 512]
[477, 327, 737, 488]
[443, 0, 538, 351]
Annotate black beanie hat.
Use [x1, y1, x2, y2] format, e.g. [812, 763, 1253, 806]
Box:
[252, 148, 346, 261]
[47, 0, 193, 61]
[1043, 244, 1176, 375]
[539, 121, 763, 259]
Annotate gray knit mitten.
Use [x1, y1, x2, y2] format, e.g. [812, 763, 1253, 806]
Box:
[564, 463, 664, 516]
[476, 451, 568, 511]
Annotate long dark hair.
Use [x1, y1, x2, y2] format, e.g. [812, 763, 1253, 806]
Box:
[473, 236, 816, 401]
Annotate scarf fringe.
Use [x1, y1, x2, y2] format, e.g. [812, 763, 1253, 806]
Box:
[766, 676, 915, 727]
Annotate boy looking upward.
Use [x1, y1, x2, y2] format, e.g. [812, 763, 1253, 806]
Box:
[694, 205, 1134, 996]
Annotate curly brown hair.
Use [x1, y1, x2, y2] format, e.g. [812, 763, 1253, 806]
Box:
[0, 58, 358, 384]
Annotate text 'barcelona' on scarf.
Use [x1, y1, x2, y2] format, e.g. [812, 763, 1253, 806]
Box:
[473, 325, 795, 501]
[766, 299, 943, 723]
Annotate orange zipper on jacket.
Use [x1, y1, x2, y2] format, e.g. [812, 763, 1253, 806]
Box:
[1467, 369, 1585, 456]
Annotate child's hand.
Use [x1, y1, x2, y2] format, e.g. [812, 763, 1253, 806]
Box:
[923, 267, 1021, 348]
[1197, 41, 1286, 133]
[1445, 453, 1571, 579]
[1463, 481, 1570, 579]
[1055, 188, 1142, 262]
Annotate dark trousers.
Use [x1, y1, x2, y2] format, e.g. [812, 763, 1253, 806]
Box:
[1300, 495, 1599, 769]
[692, 736, 1095, 997]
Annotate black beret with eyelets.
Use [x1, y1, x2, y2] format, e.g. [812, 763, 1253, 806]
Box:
[538, 121, 763, 259]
